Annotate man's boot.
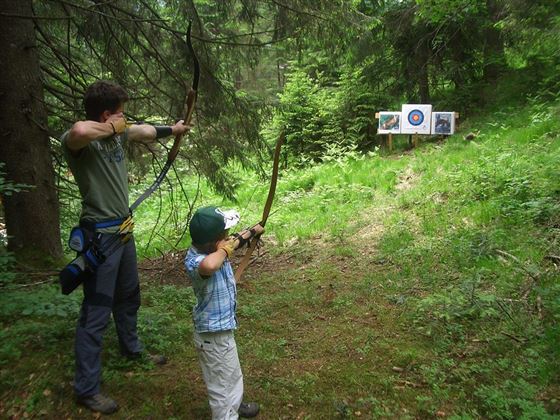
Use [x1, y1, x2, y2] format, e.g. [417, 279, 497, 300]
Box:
[77, 393, 119, 414]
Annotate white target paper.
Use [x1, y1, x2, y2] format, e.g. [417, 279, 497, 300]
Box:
[401, 104, 432, 134]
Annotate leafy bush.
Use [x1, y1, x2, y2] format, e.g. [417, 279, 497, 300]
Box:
[0, 285, 79, 373]
[0, 247, 17, 287]
[0, 285, 80, 319]
[475, 380, 554, 419]
[270, 64, 391, 166]
[413, 280, 500, 338]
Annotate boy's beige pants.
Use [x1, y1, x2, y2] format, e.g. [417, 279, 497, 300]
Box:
[194, 330, 244, 420]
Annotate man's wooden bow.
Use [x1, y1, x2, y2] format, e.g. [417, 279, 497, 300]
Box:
[235, 132, 285, 282]
[130, 21, 199, 212]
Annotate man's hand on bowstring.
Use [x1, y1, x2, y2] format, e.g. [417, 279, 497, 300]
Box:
[106, 113, 127, 135]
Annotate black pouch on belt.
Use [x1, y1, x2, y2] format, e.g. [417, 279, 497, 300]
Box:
[59, 225, 104, 295]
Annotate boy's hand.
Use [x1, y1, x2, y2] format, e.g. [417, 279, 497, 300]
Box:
[217, 238, 235, 259]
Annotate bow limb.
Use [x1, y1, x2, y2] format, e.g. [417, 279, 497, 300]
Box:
[166, 21, 199, 164]
[235, 132, 285, 282]
[130, 21, 199, 212]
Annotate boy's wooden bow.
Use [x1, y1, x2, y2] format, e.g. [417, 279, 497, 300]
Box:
[235, 132, 285, 281]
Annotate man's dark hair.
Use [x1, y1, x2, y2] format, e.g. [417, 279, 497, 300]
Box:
[84, 80, 129, 121]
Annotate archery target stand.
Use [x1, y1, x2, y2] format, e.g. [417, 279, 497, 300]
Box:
[376, 106, 459, 151]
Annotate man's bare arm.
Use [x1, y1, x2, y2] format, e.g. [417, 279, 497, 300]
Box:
[67, 120, 118, 151]
[127, 120, 191, 143]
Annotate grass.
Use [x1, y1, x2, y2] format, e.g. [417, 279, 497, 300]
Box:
[1, 99, 559, 418]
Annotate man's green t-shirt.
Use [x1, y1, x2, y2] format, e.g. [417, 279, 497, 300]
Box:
[62, 130, 130, 224]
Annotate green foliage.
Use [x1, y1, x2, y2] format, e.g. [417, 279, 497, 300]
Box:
[0, 285, 80, 320]
[0, 247, 17, 287]
[126, 285, 195, 356]
[474, 380, 555, 419]
[273, 68, 343, 165]
[270, 62, 390, 165]
[262, 0, 560, 164]
[0, 162, 31, 286]
[0, 162, 31, 197]
[337, 60, 393, 149]
[415, 0, 485, 24]
[0, 285, 79, 377]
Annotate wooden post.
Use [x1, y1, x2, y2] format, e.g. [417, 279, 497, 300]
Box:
[413, 133, 419, 148]
[388, 133, 393, 151]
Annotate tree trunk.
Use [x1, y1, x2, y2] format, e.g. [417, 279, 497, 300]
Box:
[416, 39, 430, 103]
[450, 33, 467, 90]
[0, 0, 63, 265]
[483, 0, 506, 82]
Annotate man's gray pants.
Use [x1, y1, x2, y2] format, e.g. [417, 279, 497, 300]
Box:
[74, 235, 143, 397]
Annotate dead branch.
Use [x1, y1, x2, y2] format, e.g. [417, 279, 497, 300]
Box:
[496, 249, 542, 301]
[496, 249, 540, 282]
[544, 254, 560, 264]
[500, 331, 526, 343]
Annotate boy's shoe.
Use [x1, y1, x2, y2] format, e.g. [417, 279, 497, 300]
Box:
[147, 353, 167, 365]
[239, 402, 260, 418]
[125, 352, 167, 365]
[77, 393, 118, 414]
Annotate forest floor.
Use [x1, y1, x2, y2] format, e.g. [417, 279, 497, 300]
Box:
[129, 199, 450, 419]
[1, 100, 560, 418]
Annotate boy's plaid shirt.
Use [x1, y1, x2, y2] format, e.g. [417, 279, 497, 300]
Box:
[184, 247, 238, 332]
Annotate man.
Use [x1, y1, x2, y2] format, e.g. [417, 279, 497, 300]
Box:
[62, 80, 190, 414]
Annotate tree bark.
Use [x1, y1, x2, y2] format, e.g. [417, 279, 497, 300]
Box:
[0, 0, 63, 264]
[416, 37, 431, 103]
[483, 0, 506, 82]
[414, 32, 431, 104]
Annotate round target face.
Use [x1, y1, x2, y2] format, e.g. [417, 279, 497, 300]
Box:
[408, 109, 424, 126]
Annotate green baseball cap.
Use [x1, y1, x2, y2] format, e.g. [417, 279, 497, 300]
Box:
[189, 206, 240, 244]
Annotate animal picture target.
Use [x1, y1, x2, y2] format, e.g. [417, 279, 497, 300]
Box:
[431, 112, 455, 135]
[377, 112, 402, 134]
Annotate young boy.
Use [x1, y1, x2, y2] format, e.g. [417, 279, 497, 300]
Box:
[184, 206, 264, 419]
